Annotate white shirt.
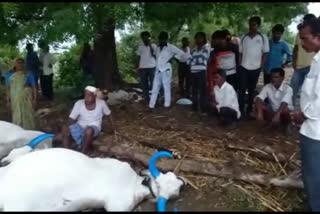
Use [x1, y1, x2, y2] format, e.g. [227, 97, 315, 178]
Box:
[214, 82, 241, 119]
[41, 52, 57, 75]
[136, 43, 157, 69]
[300, 51, 320, 140]
[177, 47, 191, 63]
[239, 33, 269, 70]
[156, 43, 185, 72]
[257, 83, 294, 112]
[69, 99, 111, 131]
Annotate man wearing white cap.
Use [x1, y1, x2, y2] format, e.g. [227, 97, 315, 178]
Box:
[61, 86, 111, 154]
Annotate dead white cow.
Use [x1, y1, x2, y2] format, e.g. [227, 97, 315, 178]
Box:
[0, 121, 53, 164]
[0, 149, 185, 211]
[98, 89, 143, 106]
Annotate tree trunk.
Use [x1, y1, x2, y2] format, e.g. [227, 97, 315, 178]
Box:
[95, 144, 303, 189]
[93, 18, 122, 90]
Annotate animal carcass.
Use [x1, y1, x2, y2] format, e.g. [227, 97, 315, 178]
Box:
[0, 121, 53, 164]
[0, 149, 185, 211]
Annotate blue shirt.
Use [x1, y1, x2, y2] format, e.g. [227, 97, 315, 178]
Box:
[264, 39, 292, 73]
[5, 70, 35, 87]
[26, 51, 40, 74]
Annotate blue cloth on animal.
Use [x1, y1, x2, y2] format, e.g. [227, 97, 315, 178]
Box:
[69, 123, 100, 148]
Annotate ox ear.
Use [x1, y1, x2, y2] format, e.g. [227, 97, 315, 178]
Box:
[177, 176, 187, 187]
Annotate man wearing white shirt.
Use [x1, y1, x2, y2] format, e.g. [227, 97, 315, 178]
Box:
[149, 31, 185, 109]
[39, 45, 57, 100]
[177, 37, 192, 98]
[290, 18, 320, 211]
[209, 69, 241, 127]
[238, 16, 269, 117]
[62, 86, 111, 154]
[255, 68, 293, 131]
[136, 31, 157, 104]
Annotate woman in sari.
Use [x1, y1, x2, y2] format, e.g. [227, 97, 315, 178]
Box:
[6, 58, 37, 130]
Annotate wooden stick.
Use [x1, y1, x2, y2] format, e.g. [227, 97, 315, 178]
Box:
[272, 152, 287, 176]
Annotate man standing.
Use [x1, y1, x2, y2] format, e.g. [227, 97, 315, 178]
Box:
[264, 24, 292, 85]
[25, 43, 40, 89]
[149, 31, 185, 109]
[210, 30, 239, 91]
[62, 86, 111, 154]
[238, 16, 269, 118]
[177, 37, 192, 98]
[290, 18, 320, 211]
[136, 31, 157, 104]
[189, 32, 210, 113]
[290, 14, 316, 106]
[39, 45, 57, 101]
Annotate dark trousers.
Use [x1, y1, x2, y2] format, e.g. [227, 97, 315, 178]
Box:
[139, 68, 155, 102]
[40, 74, 54, 100]
[191, 70, 206, 112]
[34, 72, 40, 90]
[226, 73, 238, 91]
[178, 62, 191, 98]
[299, 134, 320, 211]
[263, 72, 271, 85]
[238, 66, 261, 114]
[208, 106, 238, 125]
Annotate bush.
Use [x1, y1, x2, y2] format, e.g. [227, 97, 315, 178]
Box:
[54, 44, 94, 98]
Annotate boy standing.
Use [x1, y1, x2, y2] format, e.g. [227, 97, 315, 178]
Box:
[149, 32, 185, 109]
[238, 16, 269, 117]
[264, 24, 292, 85]
[189, 32, 210, 113]
[136, 31, 157, 104]
[177, 37, 192, 98]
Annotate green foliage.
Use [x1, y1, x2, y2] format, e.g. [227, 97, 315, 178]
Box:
[0, 45, 21, 71]
[54, 44, 94, 98]
[116, 32, 140, 83]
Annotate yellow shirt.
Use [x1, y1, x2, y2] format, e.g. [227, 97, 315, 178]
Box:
[295, 34, 315, 69]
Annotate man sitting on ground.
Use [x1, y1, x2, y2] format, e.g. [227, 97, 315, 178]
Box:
[62, 86, 111, 154]
[255, 68, 293, 132]
[208, 69, 241, 127]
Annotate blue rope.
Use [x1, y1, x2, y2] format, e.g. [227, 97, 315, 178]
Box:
[27, 133, 55, 149]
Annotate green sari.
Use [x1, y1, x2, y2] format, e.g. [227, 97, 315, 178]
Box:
[9, 71, 35, 130]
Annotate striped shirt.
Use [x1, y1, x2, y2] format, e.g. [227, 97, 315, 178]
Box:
[188, 45, 210, 73]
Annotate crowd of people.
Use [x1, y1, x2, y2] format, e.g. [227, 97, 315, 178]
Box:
[3, 13, 320, 211]
[135, 15, 317, 133]
[135, 14, 320, 211]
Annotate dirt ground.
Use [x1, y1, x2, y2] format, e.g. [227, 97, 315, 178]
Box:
[0, 66, 306, 212]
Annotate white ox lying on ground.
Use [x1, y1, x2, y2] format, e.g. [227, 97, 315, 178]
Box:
[0, 148, 185, 211]
[0, 121, 52, 164]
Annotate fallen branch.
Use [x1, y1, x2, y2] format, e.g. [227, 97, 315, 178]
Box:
[96, 144, 303, 189]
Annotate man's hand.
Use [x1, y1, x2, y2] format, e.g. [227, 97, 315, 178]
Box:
[271, 112, 281, 126]
[290, 110, 306, 126]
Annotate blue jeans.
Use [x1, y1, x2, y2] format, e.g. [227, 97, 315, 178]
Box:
[290, 66, 310, 106]
[299, 134, 320, 211]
